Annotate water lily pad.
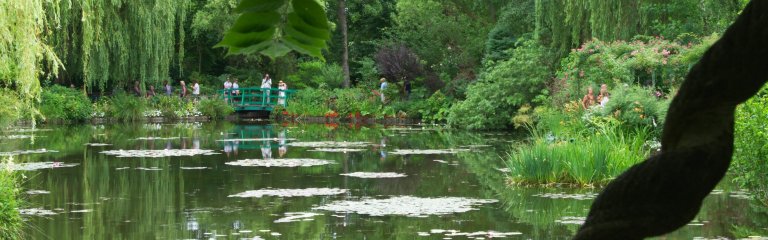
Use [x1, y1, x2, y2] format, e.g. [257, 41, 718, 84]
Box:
[533, 193, 597, 200]
[313, 196, 498, 217]
[70, 209, 93, 213]
[389, 149, 470, 155]
[556, 216, 585, 225]
[133, 137, 180, 140]
[274, 212, 322, 223]
[2, 162, 79, 171]
[308, 148, 366, 153]
[340, 172, 407, 178]
[84, 143, 112, 147]
[287, 141, 370, 148]
[428, 229, 523, 238]
[0, 149, 59, 156]
[181, 167, 208, 170]
[226, 159, 335, 167]
[135, 167, 162, 171]
[26, 190, 50, 195]
[229, 188, 347, 198]
[19, 208, 57, 216]
[100, 149, 219, 158]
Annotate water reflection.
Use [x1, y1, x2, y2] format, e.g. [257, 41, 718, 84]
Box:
[2, 123, 764, 239]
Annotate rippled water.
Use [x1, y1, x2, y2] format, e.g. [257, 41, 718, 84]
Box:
[1, 122, 765, 239]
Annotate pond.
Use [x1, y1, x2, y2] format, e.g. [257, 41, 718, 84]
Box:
[2, 122, 765, 239]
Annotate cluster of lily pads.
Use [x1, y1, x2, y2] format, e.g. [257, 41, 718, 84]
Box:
[340, 172, 407, 178]
[533, 192, 598, 200]
[1, 162, 79, 171]
[228, 188, 347, 198]
[0, 149, 59, 157]
[312, 196, 498, 217]
[100, 149, 219, 158]
[419, 229, 522, 238]
[389, 149, 471, 155]
[226, 159, 336, 167]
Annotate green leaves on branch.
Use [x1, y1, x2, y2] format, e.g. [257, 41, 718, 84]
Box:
[215, 0, 331, 60]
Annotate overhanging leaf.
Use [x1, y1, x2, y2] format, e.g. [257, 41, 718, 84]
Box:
[287, 13, 331, 40]
[229, 12, 281, 33]
[291, 0, 329, 29]
[261, 42, 293, 59]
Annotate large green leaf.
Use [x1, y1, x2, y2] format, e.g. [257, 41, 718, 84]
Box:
[216, 0, 331, 60]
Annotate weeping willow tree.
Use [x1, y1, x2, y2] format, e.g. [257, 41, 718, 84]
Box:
[0, 0, 62, 125]
[534, 0, 745, 57]
[50, 0, 188, 92]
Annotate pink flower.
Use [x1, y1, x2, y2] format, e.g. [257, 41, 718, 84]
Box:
[579, 70, 585, 77]
[661, 49, 670, 56]
[662, 59, 668, 65]
[631, 50, 639, 56]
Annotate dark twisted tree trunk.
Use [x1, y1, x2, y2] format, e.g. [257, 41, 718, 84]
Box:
[574, 1, 768, 239]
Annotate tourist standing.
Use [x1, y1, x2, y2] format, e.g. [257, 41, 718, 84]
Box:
[180, 81, 188, 98]
[379, 78, 388, 103]
[232, 78, 240, 96]
[224, 77, 233, 102]
[192, 80, 200, 100]
[598, 84, 610, 107]
[147, 85, 156, 98]
[278, 80, 287, 106]
[164, 81, 172, 96]
[582, 87, 596, 109]
[261, 74, 272, 103]
[133, 81, 142, 97]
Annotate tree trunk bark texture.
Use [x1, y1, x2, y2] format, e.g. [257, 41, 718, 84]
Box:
[574, 1, 768, 239]
[338, 0, 351, 88]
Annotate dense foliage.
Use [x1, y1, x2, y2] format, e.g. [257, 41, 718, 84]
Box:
[0, 166, 22, 239]
[733, 88, 768, 206]
[39, 85, 93, 122]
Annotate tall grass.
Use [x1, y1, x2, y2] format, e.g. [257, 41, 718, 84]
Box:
[0, 167, 22, 239]
[506, 117, 651, 187]
[107, 93, 147, 122]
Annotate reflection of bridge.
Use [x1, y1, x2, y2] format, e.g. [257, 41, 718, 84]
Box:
[219, 125, 287, 150]
[220, 87, 298, 112]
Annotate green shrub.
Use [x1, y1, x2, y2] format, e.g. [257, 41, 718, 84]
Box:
[285, 88, 332, 117]
[151, 95, 184, 120]
[39, 85, 92, 122]
[198, 98, 234, 119]
[592, 85, 670, 133]
[0, 166, 22, 239]
[448, 39, 552, 129]
[287, 61, 344, 89]
[733, 88, 768, 205]
[107, 93, 147, 122]
[414, 90, 451, 123]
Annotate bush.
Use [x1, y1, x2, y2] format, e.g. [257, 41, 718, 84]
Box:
[591, 85, 670, 133]
[198, 98, 234, 119]
[287, 61, 344, 89]
[415, 90, 451, 123]
[448, 39, 552, 129]
[107, 93, 147, 122]
[0, 166, 22, 239]
[733, 88, 768, 205]
[151, 95, 184, 120]
[39, 85, 92, 122]
[285, 88, 332, 117]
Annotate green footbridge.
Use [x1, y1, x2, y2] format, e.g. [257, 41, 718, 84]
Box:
[219, 87, 298, 111]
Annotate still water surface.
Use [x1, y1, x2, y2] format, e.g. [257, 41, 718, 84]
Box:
[2, 122, 765, 239]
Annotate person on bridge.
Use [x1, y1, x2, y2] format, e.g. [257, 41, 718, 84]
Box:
[232, 78, 240, 96]
[180, 81, 188, 98]
[192, 80, 200, 100]
[278, 80, 287, 106]
[379, 78, 388, 103]
[261, 73, 273, 103]
[223, 77, 233, 102]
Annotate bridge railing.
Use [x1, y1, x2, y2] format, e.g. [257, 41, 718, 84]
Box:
[218, 87, 298, 111]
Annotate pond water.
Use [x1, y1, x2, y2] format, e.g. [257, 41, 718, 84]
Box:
[2, 122, 766, 239]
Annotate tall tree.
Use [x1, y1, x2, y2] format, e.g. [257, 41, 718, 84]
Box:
[337, 0, 350, 88]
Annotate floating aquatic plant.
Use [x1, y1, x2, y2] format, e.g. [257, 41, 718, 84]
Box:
[0, 149, 58, 157]
[389, 149, 470, 155]
[287, 141, 370, 148]
[533, 193, 598, 200]
[84, 143, 112, 146]
[18, 208, 57, 216]
[308, 148, 366, 153]
[180, 167, 208, 170]
[216, 138, 296, 142]
[229, 188, 347, 198]
[313, 196, 497, 217]
[25, 190, 49, 195]
[274, 212, 322, 223]
[100, 149, 219, 158]
[556, 216, 585, 225]
[340, 172, 407, 178]
[2, 162, 79, 171]
[423, 229, 523, 238]
[132, 137, 180, 140]
[226, 159, 335, 167]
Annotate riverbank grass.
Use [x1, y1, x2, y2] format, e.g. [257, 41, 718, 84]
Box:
[0, 167, 22, 239]
[506, 123, 650, 187]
